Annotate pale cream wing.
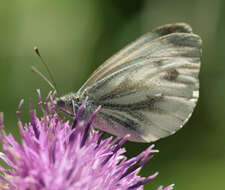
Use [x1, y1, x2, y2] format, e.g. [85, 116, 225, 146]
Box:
[79, 23, 194, 92]
[89, 57, 200, 142]
[82, 24, 201, 142]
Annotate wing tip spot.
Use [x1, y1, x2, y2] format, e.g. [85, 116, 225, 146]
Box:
[164, 69, 179, 81]
[193, 90, 199, 98]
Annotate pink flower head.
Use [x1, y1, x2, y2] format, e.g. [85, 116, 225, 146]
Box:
[0, 91, 174, 190]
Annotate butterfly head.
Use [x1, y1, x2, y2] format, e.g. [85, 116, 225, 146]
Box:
[54, 93, 81, 117]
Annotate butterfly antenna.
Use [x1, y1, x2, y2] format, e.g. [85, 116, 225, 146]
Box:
[33, 47, 58, 92]
[31, 66, 56, 91]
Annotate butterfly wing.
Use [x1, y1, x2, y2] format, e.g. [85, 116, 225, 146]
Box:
[80, 23, 201, 142]
[79, 23, 195, 91]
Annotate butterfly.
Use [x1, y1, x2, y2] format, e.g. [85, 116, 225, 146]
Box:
[35, 23, 201, 143]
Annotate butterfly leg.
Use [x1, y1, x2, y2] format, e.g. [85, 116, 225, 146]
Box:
[72, 99, 76, 116]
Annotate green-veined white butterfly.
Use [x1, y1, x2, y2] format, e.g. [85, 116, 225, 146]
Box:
[36, 23, 202, 143]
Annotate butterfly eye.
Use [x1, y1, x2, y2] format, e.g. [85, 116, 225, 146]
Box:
[57, 99, 66, 107]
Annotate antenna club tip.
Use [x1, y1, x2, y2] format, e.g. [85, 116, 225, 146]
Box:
[34, 46, 40, 56]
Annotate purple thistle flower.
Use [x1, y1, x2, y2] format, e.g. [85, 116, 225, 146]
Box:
[0, 91, 174, 190]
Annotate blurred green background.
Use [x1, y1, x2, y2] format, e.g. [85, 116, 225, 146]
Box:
[0, 0, 224, 189]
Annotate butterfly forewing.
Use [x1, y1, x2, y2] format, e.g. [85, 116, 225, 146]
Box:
[79, 23, 195, 91]
[79, 23, 201, 142]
